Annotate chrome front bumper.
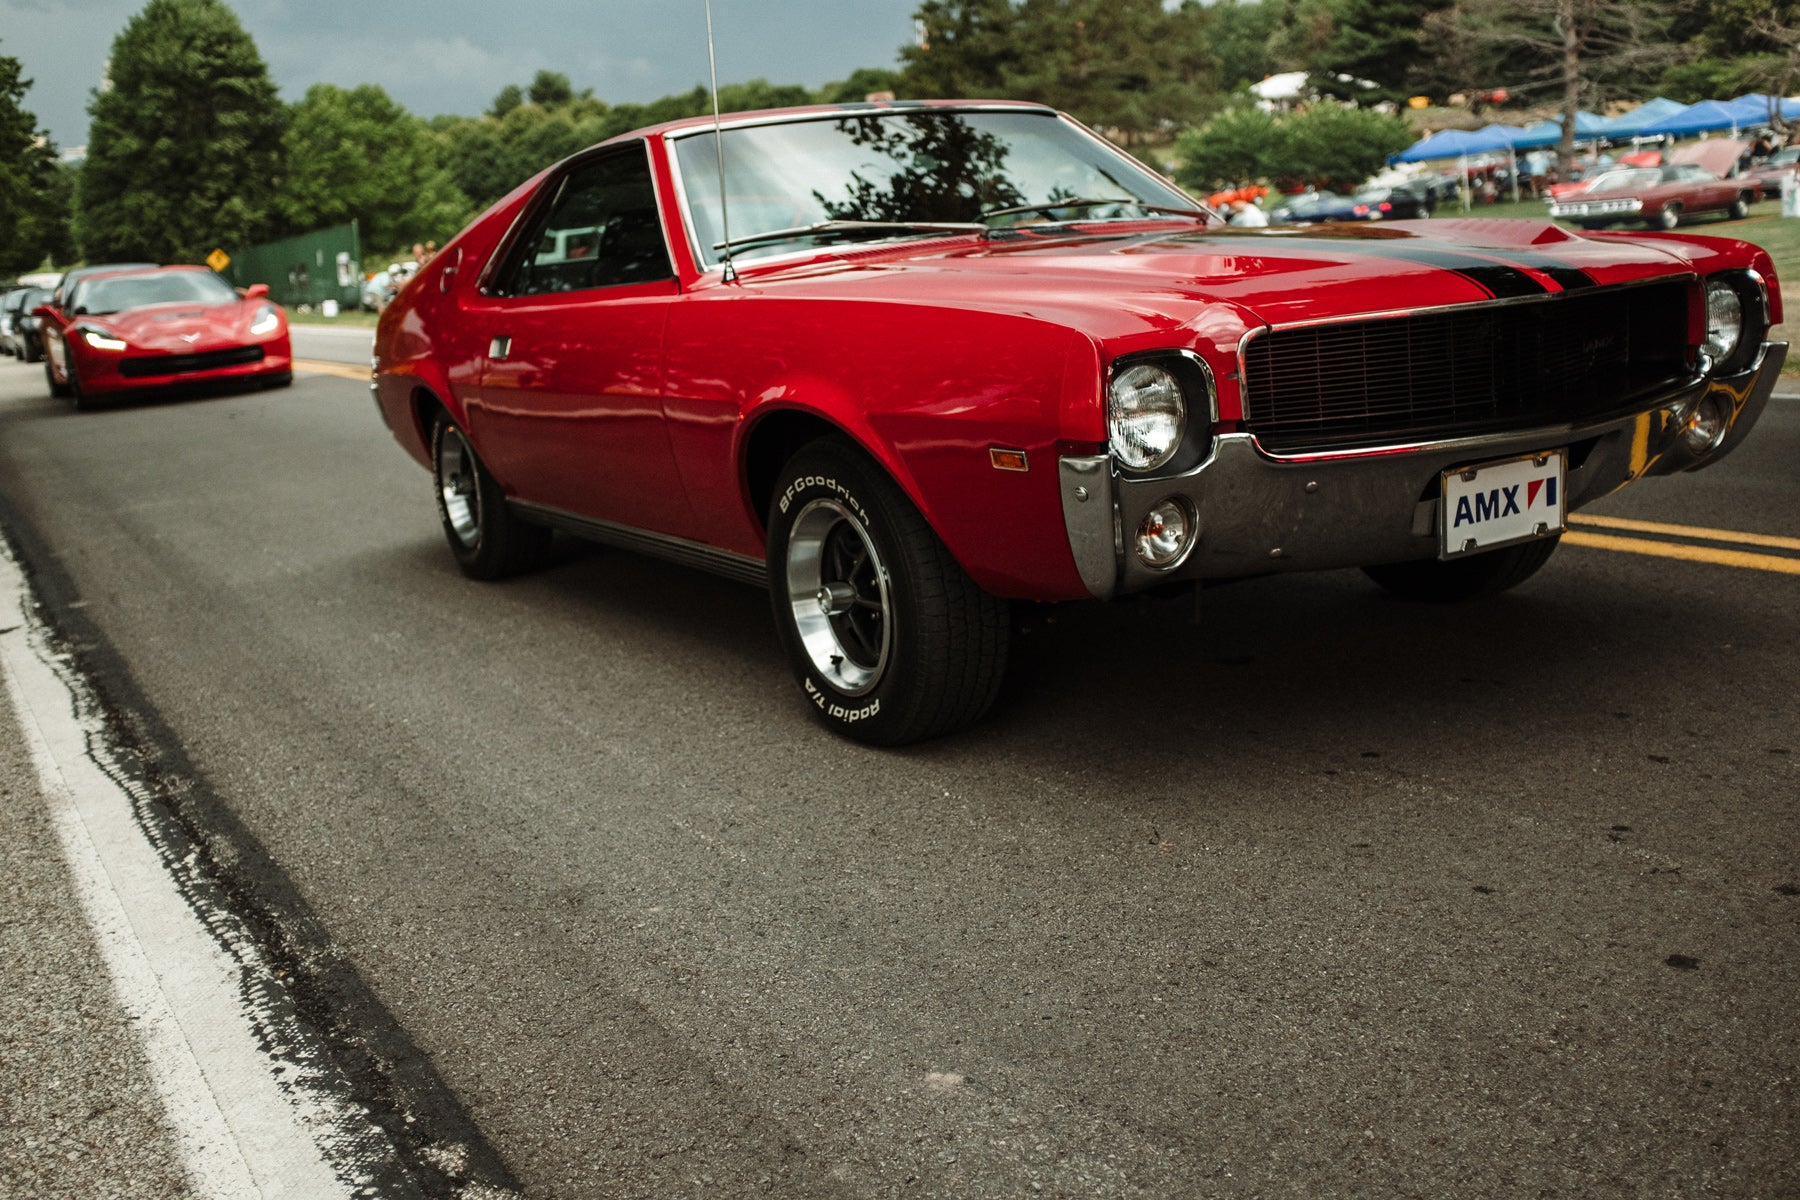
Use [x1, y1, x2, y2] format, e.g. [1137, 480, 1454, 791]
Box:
[1061, 342, 1788, 599]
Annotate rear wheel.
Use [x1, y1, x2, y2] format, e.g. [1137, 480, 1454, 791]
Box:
[1363, 537, 1561, 603]
[430, 418, 552, 580]
[1728, 194, 1751, 221]
[767, 438, 1009, 745]
[1655, 204, 1681, 230]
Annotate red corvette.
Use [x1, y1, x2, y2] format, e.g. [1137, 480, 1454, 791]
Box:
[373, 101, 1786, 744]
[39, 265, 293, 409]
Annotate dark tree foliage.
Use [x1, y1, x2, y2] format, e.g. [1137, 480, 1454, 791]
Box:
[77, 0, 285, 263]
[811, 112, 1024, 222]
[901, 0, 1221, 139]
[817, 68, 906, 104]
[1207, 0, 1281, 93]
[489, 83, 524, 118]
[899, 0, 1021, 97]
[1, 46, 73, 273]
[280, 84, 469, 249]
[527, 70, 575, 108]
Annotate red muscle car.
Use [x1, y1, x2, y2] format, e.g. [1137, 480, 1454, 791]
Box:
[372, 101, 1786, 744]
[39, 265, 293, 409]
[1547, 164, 1757, 229]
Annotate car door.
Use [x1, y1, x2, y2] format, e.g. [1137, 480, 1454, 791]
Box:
[466, 143, 695, 537]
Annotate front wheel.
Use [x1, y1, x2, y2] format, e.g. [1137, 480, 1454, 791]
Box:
[430, 418, 552, 580]
[767, 439, 1009, 745]
[44, 354, 70, 399]
[1728, 194, 1751, 220]
[1362, 537, 1561, 603]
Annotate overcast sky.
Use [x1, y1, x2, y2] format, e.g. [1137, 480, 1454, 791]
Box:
[3, 0, 924, 149]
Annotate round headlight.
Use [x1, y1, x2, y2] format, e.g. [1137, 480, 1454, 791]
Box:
[1703, 280, 1743, 366]
[1108, 363, 1187, 471]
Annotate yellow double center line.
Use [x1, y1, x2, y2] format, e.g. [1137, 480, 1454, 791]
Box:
[1566, 515, 1800, 575]
[293, 358, 372, 382]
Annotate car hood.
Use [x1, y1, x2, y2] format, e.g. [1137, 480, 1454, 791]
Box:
[83, 301, 255, 350]
[745, 219, 1704, 340]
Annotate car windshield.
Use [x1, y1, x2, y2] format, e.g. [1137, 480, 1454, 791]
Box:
[11, 288, 49, 312]
[672, 108, 1198, 266]
[1586, 168, 1662, 193]
[77, 271, 238, 314]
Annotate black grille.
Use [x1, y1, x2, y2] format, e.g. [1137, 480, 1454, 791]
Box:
[1242, 282, 1691, 454]
[117, 345, 265, 379]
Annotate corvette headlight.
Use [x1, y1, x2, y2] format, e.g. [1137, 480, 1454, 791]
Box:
[1703, 279, 1743, 367]
[250, 304, 281, 335]
[1107, 362, 1187, 471]
[81, 328, 128, 351]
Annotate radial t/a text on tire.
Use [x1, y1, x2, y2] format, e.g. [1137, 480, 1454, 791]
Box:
[430, 417, 553, 580]
[767, 438, 1009, 745]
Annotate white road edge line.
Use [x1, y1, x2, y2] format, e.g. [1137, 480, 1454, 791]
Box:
[0, 537, 401, 1199]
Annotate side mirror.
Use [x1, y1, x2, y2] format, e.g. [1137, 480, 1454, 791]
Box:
[32, 305, 57, 322]
[244, 283, 270, 300]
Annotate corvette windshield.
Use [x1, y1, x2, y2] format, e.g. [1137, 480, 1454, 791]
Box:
[78, 271, 239, 315]
[673, 109, 1197, 266]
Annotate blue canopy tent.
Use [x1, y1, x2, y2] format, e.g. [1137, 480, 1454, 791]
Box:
[1392, 125, 1529, 206]
[1725, 93, 1800, 126]
[1507, 112, 1607, 151]
[1593, 98, 1685, 138]
[1637, 99, 1750, 138]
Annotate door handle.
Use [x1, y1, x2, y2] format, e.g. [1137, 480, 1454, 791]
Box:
[489, 335, 511, 360]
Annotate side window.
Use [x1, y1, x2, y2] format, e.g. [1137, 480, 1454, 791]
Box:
[495, 144, 671, 297]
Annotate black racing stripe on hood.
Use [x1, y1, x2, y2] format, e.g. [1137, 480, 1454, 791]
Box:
[1251, 236, 1550, 299]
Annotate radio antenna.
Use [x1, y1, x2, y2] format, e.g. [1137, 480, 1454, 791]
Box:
[705, 0, 737, 283]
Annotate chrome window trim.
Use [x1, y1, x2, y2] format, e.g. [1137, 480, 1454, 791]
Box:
[476, 139, 675, 298]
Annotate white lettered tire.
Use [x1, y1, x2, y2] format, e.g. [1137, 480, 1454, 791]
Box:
[767, 439, 1009, 745]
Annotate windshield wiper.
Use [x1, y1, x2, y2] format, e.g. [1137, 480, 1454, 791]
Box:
[979, 197, 1212, 222]
[714, 219, 987, 253]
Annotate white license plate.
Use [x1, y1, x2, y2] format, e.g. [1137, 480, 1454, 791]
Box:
[1441, 450, 1566, 558]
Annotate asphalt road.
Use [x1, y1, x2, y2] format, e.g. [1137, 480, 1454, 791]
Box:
[1, 357, 1796, 1198]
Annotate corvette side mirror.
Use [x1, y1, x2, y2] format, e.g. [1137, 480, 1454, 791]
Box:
[244, 283, 270, 300]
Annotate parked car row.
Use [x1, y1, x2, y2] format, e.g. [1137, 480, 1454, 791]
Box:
[1268, 181, 1435, 225]
[0, 285, 53, 361]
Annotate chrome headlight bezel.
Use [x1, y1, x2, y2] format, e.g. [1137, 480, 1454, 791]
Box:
[1701, 271, 1768, 377]
[1104, 350, 1216, 476]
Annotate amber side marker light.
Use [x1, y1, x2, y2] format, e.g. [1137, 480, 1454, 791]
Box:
[990, 448, 1030, 472]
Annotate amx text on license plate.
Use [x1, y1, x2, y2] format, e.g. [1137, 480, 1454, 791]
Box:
[1441, 451, 1565, 557]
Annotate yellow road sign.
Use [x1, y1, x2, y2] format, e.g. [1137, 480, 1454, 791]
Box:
[206, 247, 230, 272]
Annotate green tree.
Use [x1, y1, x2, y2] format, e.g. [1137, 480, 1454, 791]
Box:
[1, 45, 73, 273]
[899, 0, 1021, 97]
[279, 83, 469, 249]
[1173, 100, 1413, 192]
[1001, 0, 1220, 138]
[1420, 0, 1676, 170]
[817, 67, 906, 103]
[77, 0, 285, 262]
[1207, 0, 1281, 93]
[489, 83, 524, 118]
[527, 69, 575, 108]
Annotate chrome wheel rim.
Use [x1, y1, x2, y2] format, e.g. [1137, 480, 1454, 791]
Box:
[785, 499, 891, 696]
[436, 427, 480, 548]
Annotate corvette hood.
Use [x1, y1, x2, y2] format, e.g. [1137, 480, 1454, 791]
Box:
[753, 219, 1706, 341]
[88, 301, 252, 351]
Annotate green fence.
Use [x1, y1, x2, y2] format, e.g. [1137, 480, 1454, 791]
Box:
[225, 221, 362, 309]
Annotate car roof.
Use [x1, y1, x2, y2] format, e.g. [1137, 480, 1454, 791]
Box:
[621, 98, 1059, 144]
